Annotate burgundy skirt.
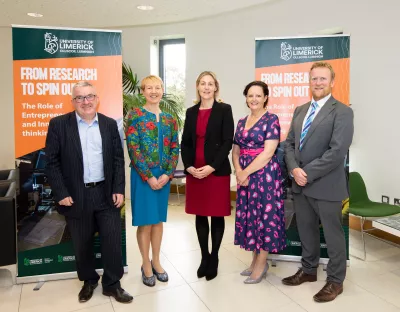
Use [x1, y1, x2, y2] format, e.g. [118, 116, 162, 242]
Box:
[185, 108, 231, 217]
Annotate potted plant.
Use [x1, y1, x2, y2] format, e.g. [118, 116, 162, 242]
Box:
[122, 62, 185, 131]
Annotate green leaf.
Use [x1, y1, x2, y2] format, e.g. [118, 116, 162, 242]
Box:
[123, 93, 146, 130]
[159, 93, 185, 130]
[122, 62, 141, 94]
[122, 63, 186, 133]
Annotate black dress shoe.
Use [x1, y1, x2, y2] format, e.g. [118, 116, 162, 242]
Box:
[205, 255, 219, 281]
[102, 287, 133, 303]
[78, 282, 98, 302]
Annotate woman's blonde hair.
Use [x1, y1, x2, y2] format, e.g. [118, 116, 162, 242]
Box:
[140, 75, 164, 91]
[194, 71, 222, 103]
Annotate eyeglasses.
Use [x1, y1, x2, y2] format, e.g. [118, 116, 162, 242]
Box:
[73, 94, 96, 103]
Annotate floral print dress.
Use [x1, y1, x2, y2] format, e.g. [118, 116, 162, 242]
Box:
[234, 112, 286, 253]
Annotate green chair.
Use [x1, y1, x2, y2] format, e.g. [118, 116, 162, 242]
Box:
[349, 172, 400, 260]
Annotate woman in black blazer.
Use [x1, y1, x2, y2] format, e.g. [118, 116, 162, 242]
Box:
[181, 71, 234, 281]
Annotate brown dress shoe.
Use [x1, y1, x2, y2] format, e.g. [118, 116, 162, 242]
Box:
[313, 282, 343, 302]
[282, 269, 317, 286]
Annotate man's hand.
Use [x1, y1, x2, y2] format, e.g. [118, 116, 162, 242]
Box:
[147, 177, 161, 190]
[58, 196, 74, 206]
[157, 174, 170, 188]
[292, 168, 307, 186]
[113, 194, 124, 208]
[196, 165, 215, 179]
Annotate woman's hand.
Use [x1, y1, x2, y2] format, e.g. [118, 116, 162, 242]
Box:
[196, 165, 215, 179]
[157, 174, 170, 188]
[187, 166, 201, 179]
[241, 179, 249, 187]
[236, 169, 249, 186]
[147, 177, 161, 190]
[187, 166, 197, 175]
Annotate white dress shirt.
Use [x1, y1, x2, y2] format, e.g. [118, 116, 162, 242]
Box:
[301, 93, 332, 130]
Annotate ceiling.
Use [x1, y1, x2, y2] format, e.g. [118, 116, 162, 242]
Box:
[0, 0, 274, 28]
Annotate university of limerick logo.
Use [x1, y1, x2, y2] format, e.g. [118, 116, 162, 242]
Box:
[44, 32, 59, 54]
[280, 42, 292, 61]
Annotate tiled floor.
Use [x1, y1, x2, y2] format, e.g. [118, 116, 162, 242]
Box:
[1, 197, 400, 312]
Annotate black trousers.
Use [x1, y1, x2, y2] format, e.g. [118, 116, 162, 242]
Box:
[66, 184, 124, 291]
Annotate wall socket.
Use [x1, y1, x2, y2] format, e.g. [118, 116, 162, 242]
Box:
[382, 195, 390, 204]
[394, 198, 400, 206]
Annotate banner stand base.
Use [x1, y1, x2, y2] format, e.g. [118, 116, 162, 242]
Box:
[268, 254, 351, 267]
[16, 266, 129, 285]
[33, 281, 45, 291]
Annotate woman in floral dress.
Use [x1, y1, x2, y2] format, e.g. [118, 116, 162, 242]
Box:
[232, 81, 286, 284]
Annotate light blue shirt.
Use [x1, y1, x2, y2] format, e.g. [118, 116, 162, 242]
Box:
[76, 112, 104, 183]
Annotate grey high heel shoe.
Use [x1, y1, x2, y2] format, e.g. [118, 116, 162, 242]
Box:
[240, 268, 253, 276]
[241, 251, 257, 276]
[243, 262, 269, 284]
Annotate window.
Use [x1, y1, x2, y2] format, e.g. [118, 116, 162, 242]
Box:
[158, 39, 186, 103]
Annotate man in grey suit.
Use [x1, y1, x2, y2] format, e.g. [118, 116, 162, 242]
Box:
[282, 62, 354, 303]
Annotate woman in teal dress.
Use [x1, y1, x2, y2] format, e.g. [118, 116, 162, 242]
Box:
[125, 75, 179, 287]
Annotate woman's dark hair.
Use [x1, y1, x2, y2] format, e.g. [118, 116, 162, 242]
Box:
[243, 81, 269, 108]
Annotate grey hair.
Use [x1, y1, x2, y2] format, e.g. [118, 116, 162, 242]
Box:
[72, 81, 95, 96]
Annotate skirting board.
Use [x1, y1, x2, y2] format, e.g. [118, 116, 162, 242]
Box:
[16, 266, 129, 285]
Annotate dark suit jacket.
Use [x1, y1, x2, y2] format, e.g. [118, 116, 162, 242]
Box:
[284, 96, 354, 201]
[45, 111, 125, 218]
[181, 101, 234, 176]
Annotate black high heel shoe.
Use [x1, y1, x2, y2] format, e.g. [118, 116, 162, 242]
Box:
[205, 255, 219, 281]
[197, 254, 210, 278]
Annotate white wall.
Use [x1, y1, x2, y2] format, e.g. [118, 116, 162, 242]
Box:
[1, 0, 399, 202]
[0, 28, 14, 169]
[120, 0, 400, 202]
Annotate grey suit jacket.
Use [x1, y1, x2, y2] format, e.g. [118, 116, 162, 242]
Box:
[284, 96, 354, 201]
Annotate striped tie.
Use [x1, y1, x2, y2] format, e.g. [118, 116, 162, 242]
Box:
[299, 101, 318, 151]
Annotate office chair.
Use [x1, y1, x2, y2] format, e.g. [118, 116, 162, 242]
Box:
[170, 170, 186, 205]
[0, 181, 17, 266]
[349, 172, 400, 260]
[0, 169, 17, 182]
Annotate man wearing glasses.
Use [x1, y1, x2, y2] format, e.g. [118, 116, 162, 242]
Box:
[282, 62, 354, 302]
[45, 81, 133, 303]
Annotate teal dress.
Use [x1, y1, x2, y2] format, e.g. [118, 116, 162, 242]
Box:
[130, 121, 171, 226]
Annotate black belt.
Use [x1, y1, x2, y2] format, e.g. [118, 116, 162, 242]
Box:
[84, 180, 105, 188]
